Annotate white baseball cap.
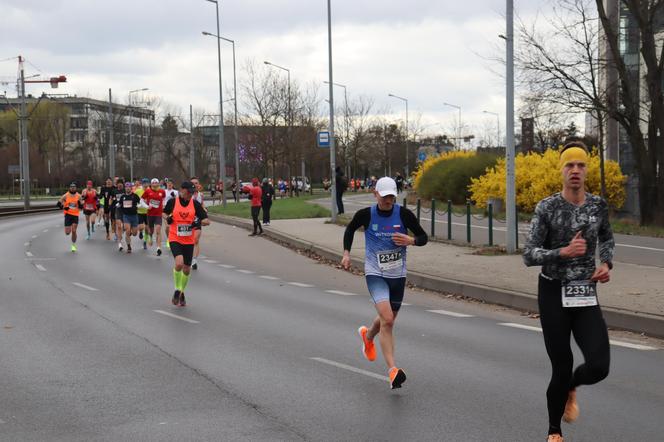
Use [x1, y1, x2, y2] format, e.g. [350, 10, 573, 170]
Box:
[375, 177, 398, 197]
[151, 178, 159, 184]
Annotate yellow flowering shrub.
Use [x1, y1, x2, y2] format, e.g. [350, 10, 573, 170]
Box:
[468, 149, 626, 212]
[412, 150, 476, 190]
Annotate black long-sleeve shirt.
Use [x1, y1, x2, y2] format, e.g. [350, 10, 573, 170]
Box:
[523, 192, 614, 281]
[343, 205, 428, 251]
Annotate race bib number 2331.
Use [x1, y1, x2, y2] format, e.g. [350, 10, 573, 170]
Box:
[561, 280, 598, 308]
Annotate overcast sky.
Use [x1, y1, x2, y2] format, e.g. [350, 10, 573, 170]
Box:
[0, 0, 553, 141]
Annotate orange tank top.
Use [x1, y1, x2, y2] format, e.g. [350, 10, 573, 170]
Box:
[168, 197, 196, 245]
[63, 193, 80, 216]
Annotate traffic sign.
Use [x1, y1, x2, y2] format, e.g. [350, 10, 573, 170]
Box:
[8, 164, 20, 174]
[418, 152, 427, 162]
[317, 131, 330, 148]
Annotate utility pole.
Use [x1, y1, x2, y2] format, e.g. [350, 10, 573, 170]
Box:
[190, 104, 195, 177]
[108, 88, 115, 178]
[18, 56, 30, 210]
[506, 0, 517, 253]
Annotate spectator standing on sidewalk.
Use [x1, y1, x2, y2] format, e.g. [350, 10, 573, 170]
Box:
[335, 166, 347, 214]
[395, 172, 404, 194]
[231, 180, 238, 202]
[242, 178, 263, 236]
[261, 178, 275, 225]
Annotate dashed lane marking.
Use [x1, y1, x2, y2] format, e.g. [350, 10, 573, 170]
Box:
[153, 310, 200, 324]
[31, 235, 38, 239]
[289, 282, 314, 288]
[72, 282, 99, 292]
[326, 290, 360, 296]
[24, 242, 29, 246]
[236, 269, 255, 274]
[25, 252, 33, 257]
[204, 260, 218, 264]
[35, 264, 47, 272]
[499, 322, 658, 350]
[259, 275, 280, 280]
[218, 264, 235, 269]
[310, 357, 388, 382]
[43, 229, 48, 233]
[427, 309, 475, 318]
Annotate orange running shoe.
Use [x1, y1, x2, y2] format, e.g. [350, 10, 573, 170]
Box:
[563, 389, 579, 423]
[547, 434, 563, 442]
[388, 367, 406, 389]
[357, 326, 376, 361]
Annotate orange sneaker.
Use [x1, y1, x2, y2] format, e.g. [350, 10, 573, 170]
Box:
[547, 434, 563, 442]
[563, 389, 579, 423]
[357, 326, 376, 361]
[388, 367, 406, 389]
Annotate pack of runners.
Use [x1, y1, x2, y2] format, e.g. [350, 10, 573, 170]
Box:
[55, 142, 616, 439]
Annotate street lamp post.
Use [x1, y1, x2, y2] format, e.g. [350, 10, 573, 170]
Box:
[483, 110, 500, 147]
[264, 60, 291, 185]
[324, 81, 348, 177]
[443, 102, 462, 149]
[204, 0, 227, 207]
[128, 87, 148, 182]
[388, 93, 409, 176]
[505, 0, 516, 253]
[327, 0, 337, 221]
[203, 32, 240, 194]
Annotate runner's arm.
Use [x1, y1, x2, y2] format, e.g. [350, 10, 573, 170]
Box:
[343, 208, 371, 252]
[597, 199, 615, 269]
[193, 200, 209, 225]
[400, 207, 428, 246]
[523, 201, 561, 266]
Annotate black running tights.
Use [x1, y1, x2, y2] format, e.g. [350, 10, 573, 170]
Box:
[538, 275, 610, 436]
[251, 206, 262, 234]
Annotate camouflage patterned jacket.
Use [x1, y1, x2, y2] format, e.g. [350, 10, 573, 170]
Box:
[523, 193, 615, 282]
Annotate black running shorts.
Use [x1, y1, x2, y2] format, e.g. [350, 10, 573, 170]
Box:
[138, 214, 148, 225]
[64, 214, 79, 227]
[170, 241, 194, 266]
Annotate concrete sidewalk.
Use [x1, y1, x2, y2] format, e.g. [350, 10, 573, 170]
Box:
[210, 215, 664, 337]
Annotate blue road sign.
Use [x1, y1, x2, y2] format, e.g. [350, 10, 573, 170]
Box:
[317, 131, 331, 148]
[418, 152, 427, 162]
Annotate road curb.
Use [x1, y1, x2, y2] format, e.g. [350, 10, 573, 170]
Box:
[209, 214, 664, 338]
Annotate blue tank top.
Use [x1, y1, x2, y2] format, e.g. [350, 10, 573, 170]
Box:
[364, 204, 408, 278]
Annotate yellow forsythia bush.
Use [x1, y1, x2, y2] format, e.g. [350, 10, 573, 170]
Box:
[412, 150, 476, 189]
[468, 149, 626, 212]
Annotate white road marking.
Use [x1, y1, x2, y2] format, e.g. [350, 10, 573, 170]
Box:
[260, 275, 280, 280]
[427, 309, 474, 318]
[72, 282, 99, 292]
[43, 229, 48, 233]
[35, 264, 47, 272]
[218, 264, 235, 269]
[289, 282, 314, 288]
[326, 290, 360, 296]
[153, 310, 200, 324]
[499, 322, 543, 332]
[609, 340, 658, 351]
[31, 235, 37, 239]
[310, 357, 388, 382]
[499, 323, 658, 351]
[204, 260, 218, 264]
[23, 242, 29, 246]
[236, 269, 255, 274]
[615, 243, 664, 253]
[401, 303, 412, 306]
[198, 255, 207, 259]
[25, 252, 33, 257]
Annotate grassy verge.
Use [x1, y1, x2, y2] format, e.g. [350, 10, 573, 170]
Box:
[611, 219, 664, 238]
[208, 195, 330, 220]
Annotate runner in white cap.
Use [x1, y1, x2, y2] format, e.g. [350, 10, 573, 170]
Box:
[341, 176, 428, 389]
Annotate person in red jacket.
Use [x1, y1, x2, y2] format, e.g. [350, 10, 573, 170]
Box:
[242, 178, 263, 236]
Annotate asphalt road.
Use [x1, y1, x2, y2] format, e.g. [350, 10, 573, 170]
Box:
[1, 213, 663, 441]
[324, 193, 664, 268]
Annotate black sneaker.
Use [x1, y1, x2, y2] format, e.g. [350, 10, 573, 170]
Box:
[192, 260, 198, 270]
[139, 231, 143, 240]
[127, 244, 132, 254]
[143, 241, 147, 250]
[179, 292, 186, 307]
[156, 248, 162, 256]
[172, 290, 181, 306]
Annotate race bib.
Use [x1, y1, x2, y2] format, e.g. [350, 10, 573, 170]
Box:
[562, 280, 598, 307]
[377, 250, 403, 271]
[85, 203, 94, 210]
[149, 199, 161, 208]
[68, 202, 77, 209]
[122, 200, 133, 209]
[177, 224, 193, 237]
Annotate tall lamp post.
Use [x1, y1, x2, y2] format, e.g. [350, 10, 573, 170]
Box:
[388, 93, 409, 176]
[128, 87, 148, 182]
[505, 0, 516, 253]
[326, 0, 337, 221]
[264, 60, 291, 183]
[443, 102, 462, 149]
[204, 31, 240, 191]
[482, 110, 500, 147]
[204, 0, 226, 207]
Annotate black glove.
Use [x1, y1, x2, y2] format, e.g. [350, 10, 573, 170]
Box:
[166, 215, 173, 225]
[191, 219, 202, 229]
[56, 201, 63, 209]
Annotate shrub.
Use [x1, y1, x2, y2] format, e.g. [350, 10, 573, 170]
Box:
[468, 148, 626, 212]
[414, 151, 499, 204]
